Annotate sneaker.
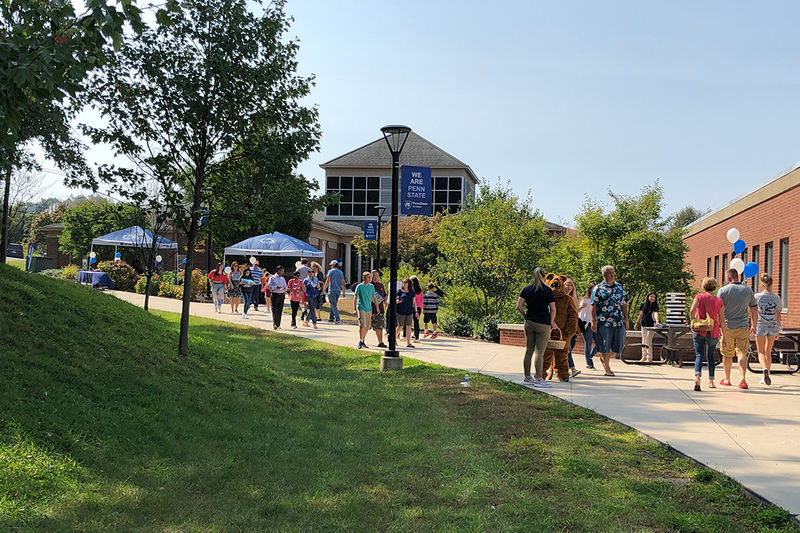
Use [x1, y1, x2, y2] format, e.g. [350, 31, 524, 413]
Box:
[570, 368, 581, 378]
[522, 376, 537, 386]
[431, 332, 438, 339]
[377, 343, 387, 348]
[357, 341, 365, 349]
[763, 369, 771, 386]
[292, 325, 297, 329]
[533, 380, 552, 388]
[335, 320, 341, 325]
[759, 378, 766, 385]
[586, 365, 595, 370]
[719, 378, 731, 386]
[241, 313, 247, 319]
[738, 381, 749, 389]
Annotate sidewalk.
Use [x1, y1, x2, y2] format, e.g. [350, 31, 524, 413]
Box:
[111, 291, 800, 515]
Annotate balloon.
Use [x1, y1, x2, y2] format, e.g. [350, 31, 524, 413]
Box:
[250, 256, 256, 265]
[89, 251, 96, 258]
[115, 252, 121, 258]
[224, 266, 231, 274]
[90, 257, 97, 264]
[733, 239, 746, 254]
[155, 255, 162, 263]
[183, 258, 187, 263]
[726, 228, 740, 243]
[743, 262, 759, 278]
[729, 258, 745, 274]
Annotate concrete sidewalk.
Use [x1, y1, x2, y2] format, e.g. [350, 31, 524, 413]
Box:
[111, 291, 800, 515]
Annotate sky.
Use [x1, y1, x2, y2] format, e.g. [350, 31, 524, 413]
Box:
[42, 0, 800, 226]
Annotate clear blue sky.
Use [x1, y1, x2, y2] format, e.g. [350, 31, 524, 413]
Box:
[286, 0, 800, 225]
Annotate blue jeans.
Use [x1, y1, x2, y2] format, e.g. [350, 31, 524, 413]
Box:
[693, 332, 718, 378]
[568, 334, 577, 368]
[306, 296, 318, 325]
[242, 287, 253, 314]
[582, 327, 598, 367]
[328, 291, 341, 322]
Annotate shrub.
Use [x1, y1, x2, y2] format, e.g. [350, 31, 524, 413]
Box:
[62, 264, 79, 280]
[160, 270, 178, 285]
[440, 313, 473, 337]
[181, 268, 206, 302]
[158, 281, 177, 298]
[97, 260, 139, 292]
[478, 315, 501, 343]
[135, 275, 162, 295]
[39, 269, 65, 279]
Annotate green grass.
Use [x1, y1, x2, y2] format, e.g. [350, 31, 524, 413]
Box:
[6, 258, 25, 270]
[1, 263, 797, 532]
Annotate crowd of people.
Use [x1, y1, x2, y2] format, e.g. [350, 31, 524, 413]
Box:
[516, 263, 785, 391]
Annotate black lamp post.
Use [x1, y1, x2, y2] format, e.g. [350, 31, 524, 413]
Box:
[380, 124, 411, 368]
[374, 205, 386, 270]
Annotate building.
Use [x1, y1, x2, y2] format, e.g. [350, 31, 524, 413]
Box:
[306, 211, 362, 281]
[319, 131, 479, 224]
[683, 162, 799, 327]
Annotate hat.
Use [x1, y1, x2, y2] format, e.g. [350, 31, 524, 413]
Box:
[329, 260, 339, 266]
[295, 260, 303, 269]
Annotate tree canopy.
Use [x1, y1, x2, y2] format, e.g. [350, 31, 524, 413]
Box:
[59, 199, 143, 260]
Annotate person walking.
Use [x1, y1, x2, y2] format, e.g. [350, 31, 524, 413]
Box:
[591, 265, 629, 377]
[262, 268, 272, 313]
[206, 263, 228, 313]
[371, 270, 387, 348]
[227, 262, 242, 314]
[578, 283, 598, 369]
[323, 260, 345, 324]
[396, 278, 417, 348]
[302, 269, 321, 329]
[267, 266, 288, 330]
[516, 267, 557, 387]
[422, 282, 440, 339]
[353, 271, 376, 349]
[564, 276, 581, 378]
[717, 268, 758, 389]
[409, 276, 424, 341]
[754, 272, 783, 386]
[287, 271, 306, 329]
[240, 266, 255, 319]
[295, 258, 311, 279]
[311, 261, 325, 315]
[634, 291, 661, 362]
[251, 260, 263, 311]
[689, 277, 726, 391]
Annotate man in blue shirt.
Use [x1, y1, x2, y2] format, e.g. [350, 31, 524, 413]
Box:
[591, 265, 629, 377]
[251, 261, 263, 311]
[323, 260, 345, 324]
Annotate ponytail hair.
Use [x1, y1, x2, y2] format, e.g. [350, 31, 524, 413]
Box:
[532, 267, 546, 290]
[759, 272, 773, 289]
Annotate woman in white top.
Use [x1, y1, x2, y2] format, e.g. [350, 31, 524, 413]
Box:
[564, 276, 582, 377]
[754, 272, 783, 386]
[578, 283, 597, 370]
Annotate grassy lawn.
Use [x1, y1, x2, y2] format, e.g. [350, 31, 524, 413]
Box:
[1, 264, 797, 532]
[6, 258, 25, 270]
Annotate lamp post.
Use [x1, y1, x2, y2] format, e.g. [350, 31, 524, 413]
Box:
[380, 125, 411, 370]
[374, 205, 386, 270]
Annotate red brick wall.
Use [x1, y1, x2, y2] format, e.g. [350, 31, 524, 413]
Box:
[684, 185, 800, 328]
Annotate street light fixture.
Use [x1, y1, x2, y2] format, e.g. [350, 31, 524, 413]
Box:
[380, 125, 411, 370]
[374, 205, 387, 270]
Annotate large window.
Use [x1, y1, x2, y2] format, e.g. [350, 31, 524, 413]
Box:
[722, 253, 728, 278]
[325, 176, 382, 218]
[751, 245, 760, 291]
[765, 242, 774, 278]
[706, 257, 711, 277]
[780, 238, 789, 310]
[433, 176, 463, 214]
[714, 256, 719, 281]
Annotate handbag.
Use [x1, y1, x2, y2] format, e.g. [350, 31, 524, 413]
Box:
[546, 328, 566, 350]
[690, 294, 714, 333]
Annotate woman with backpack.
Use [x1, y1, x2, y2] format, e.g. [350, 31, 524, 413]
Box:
[689, 277, 726, 391]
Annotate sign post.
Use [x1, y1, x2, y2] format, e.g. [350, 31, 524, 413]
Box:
[400, 166, 432, 216]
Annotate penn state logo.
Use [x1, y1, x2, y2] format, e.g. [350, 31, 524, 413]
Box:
[259, 237, 276, 246]
[404, 201, 412, 210]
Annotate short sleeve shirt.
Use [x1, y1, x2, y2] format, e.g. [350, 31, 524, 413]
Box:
[717, 282, 757, 330]
[287, 278, 305, 302]
[326, 268, 344, 292]
[519, 283, 555, 325]
[640, 302, 659, 328]
[591, 281, 629, 328]
[755, 291, 782, 328]
[396, 290, 415, 315]
[354, 282, 375, 312]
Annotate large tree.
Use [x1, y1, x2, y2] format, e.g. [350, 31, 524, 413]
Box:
[81, 0, 319, 355]
[59, 199, 143, 259]
[351, 214, 444, 273]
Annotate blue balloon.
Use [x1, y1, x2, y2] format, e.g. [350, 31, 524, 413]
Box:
[183, 258, 187, 263]
[743, 261, 759, 278]
[733, 239, 746, 254]
[90, 257, 97, 264]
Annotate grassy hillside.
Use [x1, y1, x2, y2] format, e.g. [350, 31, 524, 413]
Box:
[0, 264, 797, 532]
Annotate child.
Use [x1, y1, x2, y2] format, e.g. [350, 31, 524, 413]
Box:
[396, 278, 417, 348]
[423, 282, 440, 338]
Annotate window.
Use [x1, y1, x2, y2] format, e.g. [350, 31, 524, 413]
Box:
[432, 176, 463, 214]
[765, 242, 773, 278]
[326, 175, 383, 218]
[751, 245, 759, 291]
[714, 256, 719, 281]
[741, 249, 747, 264]
[722, 253, 728, 278]
[779, 238, 789, 310]
[706, 258, 712, 277]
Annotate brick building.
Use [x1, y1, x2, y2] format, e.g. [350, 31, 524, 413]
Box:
[683, 162, 799, 328]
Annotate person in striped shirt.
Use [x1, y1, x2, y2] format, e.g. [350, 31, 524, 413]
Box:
[423, 283, 440, 339]
[251, 261, 263, 311]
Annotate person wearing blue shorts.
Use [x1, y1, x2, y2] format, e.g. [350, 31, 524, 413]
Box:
[591, 265, 629, 377]
[755, 272, 783, 386]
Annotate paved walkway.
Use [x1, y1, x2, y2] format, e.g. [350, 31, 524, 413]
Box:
[111, 291, 800, 515]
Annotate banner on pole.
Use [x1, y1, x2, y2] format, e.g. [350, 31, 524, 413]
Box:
[400, 166, 432, 216]
[363, 220, 377, 241]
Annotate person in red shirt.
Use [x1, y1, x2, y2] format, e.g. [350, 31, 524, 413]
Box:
[207, 263, 229, 313]
[287, 271, 306, 329]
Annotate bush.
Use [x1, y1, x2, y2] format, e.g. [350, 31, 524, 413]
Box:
[160, 270, 178, 285]
[39, 269, 65, 279]
[440, 314, 473, 338]
[62, 264, 79, 280]
[97, 260, 139, 292]
[158, 281, 177, 298]
[135, 275, 162, 295]
[180, 268, 206, 302]
[478, 315, 501, 343]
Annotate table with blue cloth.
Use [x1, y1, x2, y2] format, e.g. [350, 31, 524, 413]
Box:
[77, 270, 116, 289]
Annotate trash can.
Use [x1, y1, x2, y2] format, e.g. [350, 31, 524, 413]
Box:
[29, 256, 54, 273]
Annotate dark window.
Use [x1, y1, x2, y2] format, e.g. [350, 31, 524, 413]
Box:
[341, 190, 352, 202]
[779, 238, 789, 309]
[354, 176, 366, 189]
[367, 191, 380, 203]
[327, 176, 339, 190]
[368, 176, 380, 189]
[341, 176, 353, 189]
[722, 253, 728, 277]
[765, 242, 773, 277]
[366, 205, 378, 217]
[714, 256, 719, 281]
[447, 205, 459, 214]
[353, 190, 366, 203]
[339, 204, 352, 216]
[751, 245, 760, 291]
[353, 204, 365, 216]
[326, 204, 339, 216]
[435, 191, 447, 203]
[707, 258, 711, 277]
[449, 177, 461, 189]
[741, 249, 747, 264]
[449, 190, 462, 203]
[435, 177, 448, 189]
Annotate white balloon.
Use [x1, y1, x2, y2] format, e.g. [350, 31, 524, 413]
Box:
[155, 255, 163, 262]
[224, 266, 232, 274]
[726, 228, 740, 244]
[730, 258, 745, 274]
[250, 256, 256, 265]
[89, 251, 96, 258]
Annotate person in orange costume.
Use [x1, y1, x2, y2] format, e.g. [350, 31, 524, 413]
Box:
[543, 273, 579, 381]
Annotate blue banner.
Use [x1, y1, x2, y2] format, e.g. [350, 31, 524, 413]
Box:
[400, 166, 432, 216]
[25, 243, 35, 272]
[363, 220, 377, 241]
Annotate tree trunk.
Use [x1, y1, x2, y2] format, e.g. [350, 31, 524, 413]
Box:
[0, 171, 10, 264]
[144, 272, 152, 311]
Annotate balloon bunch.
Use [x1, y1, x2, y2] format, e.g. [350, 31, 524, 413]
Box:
[114, 252, 122, 262]
[89, 251, 97, 264]
[725, 228, 759, 278]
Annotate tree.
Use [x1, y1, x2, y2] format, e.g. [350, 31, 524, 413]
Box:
[0, 169, 47, 246]
[0, 0, 143, 262]
[435, 182, 550, 321]
[546, 184, 692, 312]
[26, 203, 68, 255]
[81, 0, 319, 355]
[669, 206, 708, 231]
[351, 214, 444, 272]
[59, 199, 143, 259]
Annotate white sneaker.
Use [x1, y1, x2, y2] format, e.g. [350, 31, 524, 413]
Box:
[522, 376, 537, 386]
[533, 380, 552, 388]
[570, 368, 581, 378]
[759, 377, 766, 385]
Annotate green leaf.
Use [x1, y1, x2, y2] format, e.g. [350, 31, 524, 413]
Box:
[112, 32, 122, 51]
[156, 9, 172, 27]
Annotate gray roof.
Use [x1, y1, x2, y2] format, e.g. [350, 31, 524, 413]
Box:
[311, 211, 362, 236]
[320, 132, 479, 183]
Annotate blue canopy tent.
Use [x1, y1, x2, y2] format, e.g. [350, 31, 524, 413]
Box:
[223, 232, 324, 267]
[91, 226, 179, 269]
